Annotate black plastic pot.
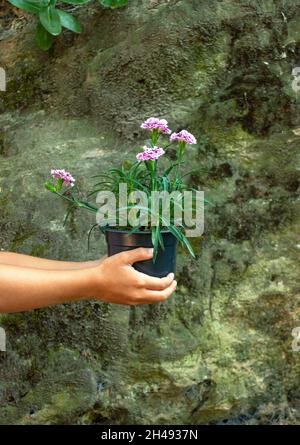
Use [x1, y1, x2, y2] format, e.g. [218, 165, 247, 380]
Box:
[104, 229, 178, 278]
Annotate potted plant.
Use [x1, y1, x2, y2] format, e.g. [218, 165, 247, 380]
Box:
[45, 118, 204, 277]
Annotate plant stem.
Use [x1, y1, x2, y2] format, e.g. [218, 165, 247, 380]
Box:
[53, 190, 98, 213]
[151, 129, 159, 146]
[173, 141, 186, 189]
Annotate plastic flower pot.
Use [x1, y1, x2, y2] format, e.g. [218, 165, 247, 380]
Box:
[104, 229, 178, 278]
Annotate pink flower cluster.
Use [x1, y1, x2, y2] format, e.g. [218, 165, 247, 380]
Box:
[141, 118, 171, 135]
[141, 117, 197, 145]
[136, 146, 165, 161]
[170, 130, 197, 145]
[51, 169, 75, 187]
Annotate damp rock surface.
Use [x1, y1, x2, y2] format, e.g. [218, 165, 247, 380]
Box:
[0, 0, 300, 425]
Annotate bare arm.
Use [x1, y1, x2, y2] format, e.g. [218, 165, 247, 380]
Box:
[0, 251, 102, 270]
[0, 248, 176, 313]
[0, 264, 92, 312]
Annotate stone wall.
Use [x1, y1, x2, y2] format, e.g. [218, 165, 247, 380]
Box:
[0, 0, 299, 424]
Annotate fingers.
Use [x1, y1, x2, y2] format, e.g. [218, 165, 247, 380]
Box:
[138, 272, 175, 290]
[109, 248, 177, 306]
[120, 247, 153, 265]
[136, 280, 177, 305]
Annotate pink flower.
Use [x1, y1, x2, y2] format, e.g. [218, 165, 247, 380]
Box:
[141, 117, 171, 135]
[136, 146, 165, 161]
[51, 169, 75, 187]
[170, 130, 197, 145]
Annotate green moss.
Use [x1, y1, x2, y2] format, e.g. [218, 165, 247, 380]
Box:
[0, 63, 44, 112]
[10, 231, 36, 251]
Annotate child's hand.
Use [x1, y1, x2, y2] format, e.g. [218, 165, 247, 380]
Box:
[92, 248, 177, 306]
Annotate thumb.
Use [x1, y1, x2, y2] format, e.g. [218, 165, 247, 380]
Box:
[121, 247, 153, 265]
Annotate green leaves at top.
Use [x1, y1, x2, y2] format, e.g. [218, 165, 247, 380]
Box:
[8, 0, 48, 13]
[100, 0, 129, 9]
[57, 10, 82, 33]
[39, 4, 62, 36]
[36, 22, 53, 50]
[60, 0, 91, 4]
[8, 0, 129, 50]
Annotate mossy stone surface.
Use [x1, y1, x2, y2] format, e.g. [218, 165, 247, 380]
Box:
[0, 0, 299, 424]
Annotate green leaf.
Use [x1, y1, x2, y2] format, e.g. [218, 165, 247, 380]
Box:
[168, 225, 195, 258]
[151, 226, 159, 263]
[87, 224, 99, 251]
[44, 181, 56, 192]
[161, 176, 169, 192]
[63, 205, 75, 227]
[55, 177, 64, 192]
[57, 10, 82, 33]
[39, 5, 62, 36]
[100, 0, 129, 9]
[163, 163, 179, 177]
[157, 229, 165, 251]
[36, 23, 53, 50]
[60, 0, 91, 4]
[8, 0, 46, 14]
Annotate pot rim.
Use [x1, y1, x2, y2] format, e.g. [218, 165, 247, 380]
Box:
[102, 227, 172, 235]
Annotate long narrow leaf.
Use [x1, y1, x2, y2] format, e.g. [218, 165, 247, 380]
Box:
[168, 225, 195, 258]
[63, 205, 75, 227]
[151, 226, 159, 263]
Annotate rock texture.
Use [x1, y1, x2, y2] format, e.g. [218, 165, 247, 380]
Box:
[0, 0, 300, 424]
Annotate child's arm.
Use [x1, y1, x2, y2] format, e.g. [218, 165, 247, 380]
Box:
[0, 248, 176, 313]
[0, 251, 102, 270]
